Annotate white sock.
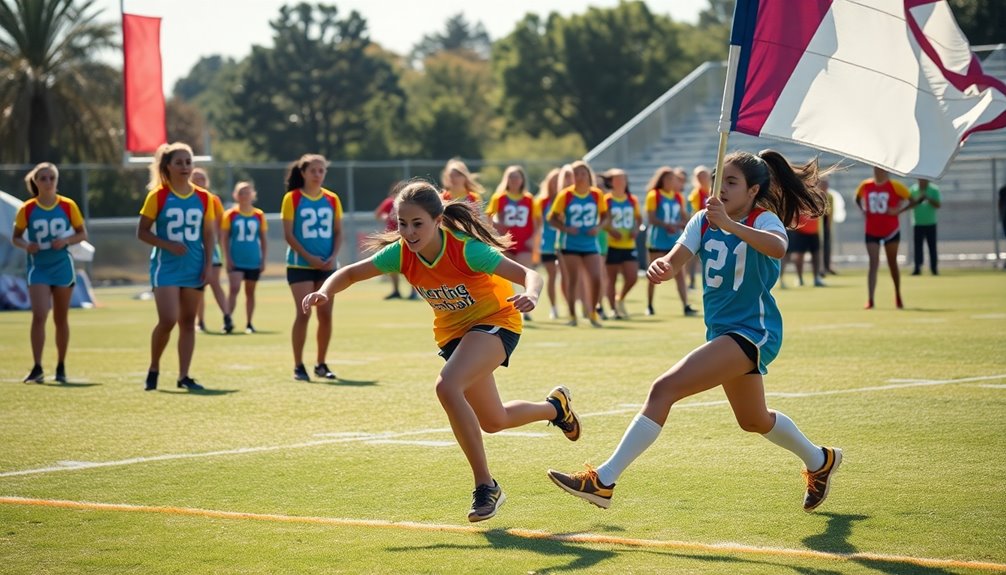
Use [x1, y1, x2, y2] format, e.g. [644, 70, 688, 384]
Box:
[761, 411, 825, 471]
[596, 414, 663, 486]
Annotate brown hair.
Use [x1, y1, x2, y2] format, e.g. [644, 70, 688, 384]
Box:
[365, 180, 512, 252]
[495, 165, 529, 195]
[285, 153, 328, 191]
[24, 163, 59, 198]
[645, 166, 674, 193]
[147, 142, 194, 191]
[442, 158, 485, 198]
[232, 181, 256, 202]
[725, 149, 831, 227]
[537, 168, 560, 200]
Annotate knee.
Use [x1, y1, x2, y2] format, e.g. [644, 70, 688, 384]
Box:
[647, 377, 683, 407]
[434, 377, 458, 403]
[479, 418, 506, 434]
[736, 416, 773, 434]
[31, 311, 48, 324]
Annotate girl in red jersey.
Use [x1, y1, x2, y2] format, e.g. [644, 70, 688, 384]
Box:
[855, 167, 912, 309]
[302, 180, 581, 523]
[441, 159, 484, 208]
[12, 163, 89, 384]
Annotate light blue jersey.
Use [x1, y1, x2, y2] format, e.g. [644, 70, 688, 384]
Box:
[646, 189, 689, 251]
[223, 208, 267, 269]
[678, 208, 787, 374]
[15, 195, 83, 286]
[548, 186, 607, 253]
[537, 195, 559, 255]
[139, 186, 213, 288]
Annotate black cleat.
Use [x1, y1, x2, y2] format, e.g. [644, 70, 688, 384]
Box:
[293, 364, 311, 382]
[145, 371, 159, 391]
[23, 365, 44, 384]
[314, 363, 337, 380]
[223, 314, 234, 334]
[177, 376, 205, 391]
[468, 480, 506, 522]
[55, 363, 67, 384]
[245, 324, 257, 334]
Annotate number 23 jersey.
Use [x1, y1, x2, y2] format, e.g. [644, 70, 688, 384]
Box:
[678, 208, 786, 373]
[281, 188, 343, 268]
[139, 185, 216, 288]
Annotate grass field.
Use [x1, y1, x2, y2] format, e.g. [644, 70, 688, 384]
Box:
[1, 268, 1005, 574]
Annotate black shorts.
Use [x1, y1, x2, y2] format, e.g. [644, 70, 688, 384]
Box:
[606, 247, 638, 265]
[865, 231, 901, 244]
[286, 267, 334, 285]
[725, 333, 760, 375]
[212, 263, 223, 268]
[233, 267, 262, 281]
[560, 248, 598, 257]
[540, 253, 558, 263]
[787, 231, 820, 254]
[439, 325, 520, 367]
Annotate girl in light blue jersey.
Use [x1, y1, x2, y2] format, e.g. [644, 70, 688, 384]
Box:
[534, 168, 562, 320]
[137, 143, 215, 392]
[222, 181, 267, 334]
[548, 150, 843, 514]
[12, 163, 89, 384]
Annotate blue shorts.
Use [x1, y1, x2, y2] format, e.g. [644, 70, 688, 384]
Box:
[27, 256, 75, 287]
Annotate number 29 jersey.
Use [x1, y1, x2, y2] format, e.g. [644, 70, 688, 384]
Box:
[139, 185, 216, 288]
[281, 188, 343, 268]
[14, 195, 84, 286]
[678, 208, 786, 374]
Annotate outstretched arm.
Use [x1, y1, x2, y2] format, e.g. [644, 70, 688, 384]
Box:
[492, 257, 543, 313]
[302, 257, 383, 312]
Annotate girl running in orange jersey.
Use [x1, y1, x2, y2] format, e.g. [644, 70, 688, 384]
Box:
[303, 181, 580, 523]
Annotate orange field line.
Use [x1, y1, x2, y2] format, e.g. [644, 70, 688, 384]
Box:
[3, 496, 1004, 572]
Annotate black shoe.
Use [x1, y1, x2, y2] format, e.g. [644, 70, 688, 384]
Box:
[293, 364, 311, 382]
[177, 376, 205, 391]
[383, 291, 402, 300]
[314, 363, 337, 380]
[23, 365, 44, 384]
[683, 304, 699, 317]
[197, 321, 207, 332]
[55, 363, 67, 384]
[468, 480, 506, 522]
[911, 269, 921, 276]
[645, 305, 655, 316]
[245, 324, 257, 334]
[145, 370, 159, 391]
[803, 447, 842, 512]
[223, 314, 234, 334]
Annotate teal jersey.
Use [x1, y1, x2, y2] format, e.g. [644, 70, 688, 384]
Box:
[282, 188, 343, 268]
[223, 208, 267, 269]
[139, 186, 213, 288]
[15, 195, 83, 286]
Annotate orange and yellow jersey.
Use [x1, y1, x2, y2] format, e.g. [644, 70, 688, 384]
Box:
[442, 189, 482, 208]
[855, 178, 910, 238]
[604, 193, 641, 250]
[281, 187, 343, 268]
[688, 187, 710, 213]
[371, 229, 521, 347]
[485, 190, 538, 252]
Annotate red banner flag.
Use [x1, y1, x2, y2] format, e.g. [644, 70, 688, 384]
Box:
[122, 13, 166, 154]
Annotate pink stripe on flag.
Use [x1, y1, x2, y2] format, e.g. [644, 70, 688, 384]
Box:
[734, 0, 832, 136]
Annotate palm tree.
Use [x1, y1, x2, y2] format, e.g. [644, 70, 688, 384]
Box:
[0, 0, 119, 163]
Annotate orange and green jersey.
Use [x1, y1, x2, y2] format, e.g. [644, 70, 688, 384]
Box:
[604, 193, 640, 250]
[371, 229, 521, 347]
[281, 188, 343, 268]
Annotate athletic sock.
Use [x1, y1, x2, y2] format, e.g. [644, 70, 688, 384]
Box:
[596, 414, 663, 486]
[761, 411, 826, 471]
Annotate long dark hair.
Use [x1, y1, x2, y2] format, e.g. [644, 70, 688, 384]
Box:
[725, 150, 831, 227]
[365, 180, 513, 252]
[285, 153, 328, 191]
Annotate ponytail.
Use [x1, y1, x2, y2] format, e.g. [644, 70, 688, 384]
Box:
[442, 201, 513, 250]
[285, 153, 328, 192]
[725, 150, 832, 228]
[24, 162, 58, 197]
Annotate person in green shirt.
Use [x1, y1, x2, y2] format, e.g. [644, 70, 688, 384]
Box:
[909, 179, 941, 275]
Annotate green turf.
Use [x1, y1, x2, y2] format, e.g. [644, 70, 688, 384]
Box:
[1, 269, 1004, 574]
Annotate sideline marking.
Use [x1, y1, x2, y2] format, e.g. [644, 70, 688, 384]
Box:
[1, 496, 1003, 573]
[4, 374, 1002, 478]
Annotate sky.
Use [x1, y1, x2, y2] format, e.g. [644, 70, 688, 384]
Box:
[99, 0, 707, 92]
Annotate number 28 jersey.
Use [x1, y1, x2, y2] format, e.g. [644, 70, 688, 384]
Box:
[139, 185, 216, 288]
[678, 208, 786, 374]
[281, 188, 343, 268]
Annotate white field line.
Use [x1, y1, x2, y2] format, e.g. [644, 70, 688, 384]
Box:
[3, 374, 1003, 479]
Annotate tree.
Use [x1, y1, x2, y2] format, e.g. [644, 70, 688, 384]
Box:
[494, 2, 705, 148]
[411, 13, 491, 63]
[226, 3, 405, 161]
[948, 0, 1004, 47]
[0, 0, 119, 163]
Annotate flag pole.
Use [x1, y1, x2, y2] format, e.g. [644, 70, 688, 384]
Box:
[712, 44, 742, 200]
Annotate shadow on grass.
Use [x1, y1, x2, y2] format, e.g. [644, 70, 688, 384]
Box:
[313, 378, 378, 387]
[40, 382, 102, 388]
[387, 528, 849, 574]
[803, 512, 961, 575]
[156, 388, 240, 396]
